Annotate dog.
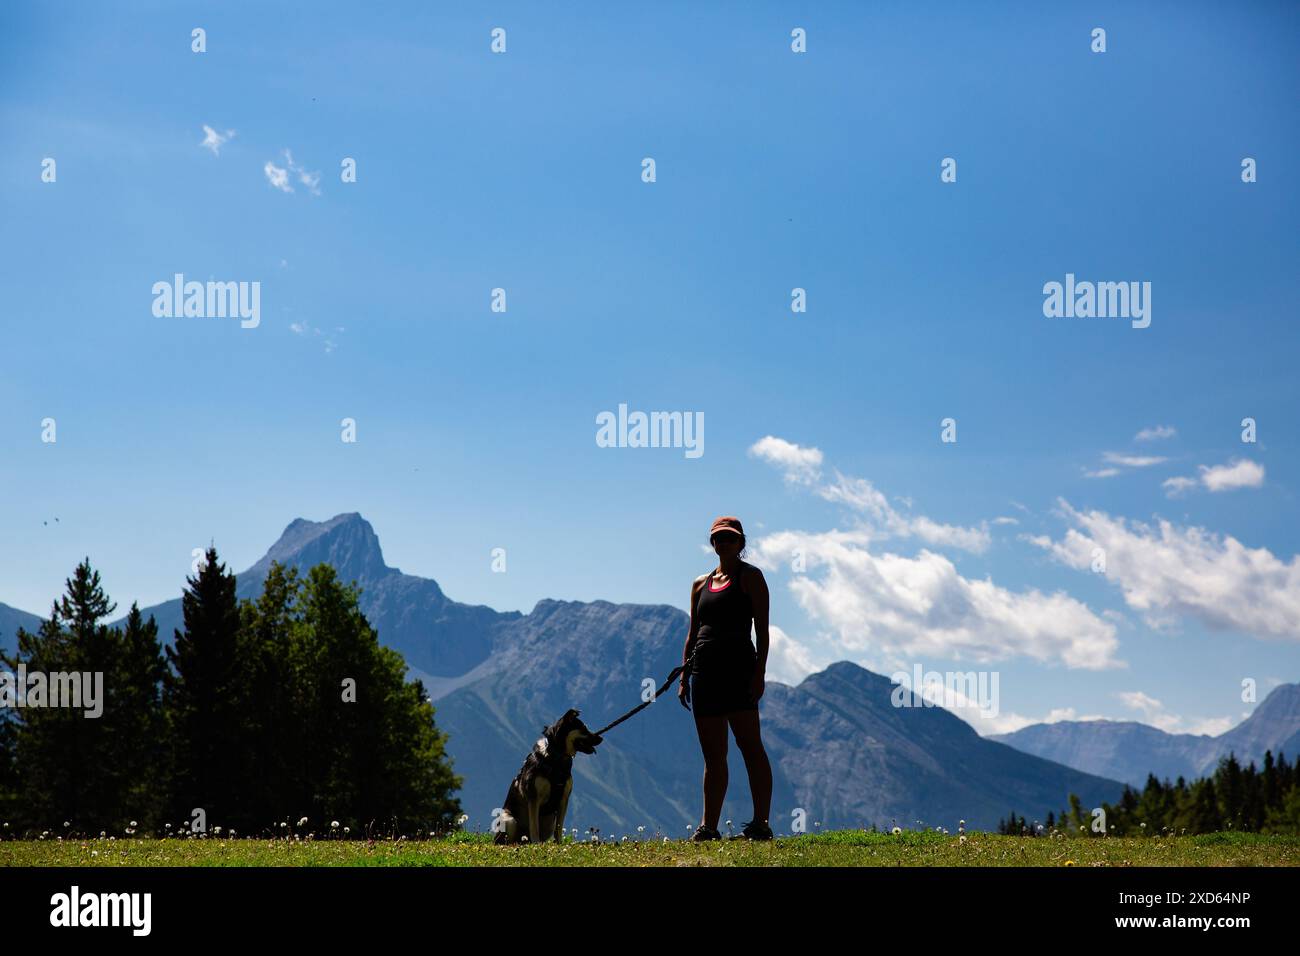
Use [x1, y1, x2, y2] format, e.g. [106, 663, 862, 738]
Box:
[494, 709, 603, 845]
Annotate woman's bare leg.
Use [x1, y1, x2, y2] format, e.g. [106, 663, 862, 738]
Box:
[693, 712, 729, 830]
[728, 708, 772, 826]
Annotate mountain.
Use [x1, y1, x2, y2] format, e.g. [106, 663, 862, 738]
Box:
[7, 513, 1128, 834]
[123, 513, 518, 679]
[0, 602, 44, 657]
[992, 683, 1300, 788]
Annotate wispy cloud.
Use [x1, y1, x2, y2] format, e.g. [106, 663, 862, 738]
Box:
[289, 318, 343, 353]
[264, 149, 322, 196]
[970, 705, 1108, 736]
[1082, 448, 1168, 479]
[751, 436, 991, 552]
[200, 124, 235, 156]
[1102, 452, 1168, 468]
[749, 435, 823, 485]
[264, 159, 292, 192]
[283, 149, 321, 196]
[1135, 425, 1177, 442]
[1115, 690, 1235, 736]
[818, 470, 991, 553]
[1163, 459, 1265, 497]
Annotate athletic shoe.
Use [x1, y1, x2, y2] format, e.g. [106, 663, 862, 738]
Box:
[739, 819, 774, 840]
[690, 824, 722, 841]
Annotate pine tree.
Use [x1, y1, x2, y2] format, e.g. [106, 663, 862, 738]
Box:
[112, 605, 167, 827]
[1219, 754, 1244, 829]
[1192, 778, 1223, 833]
[0, 707, 17, 826]
[0, 560, 166, 831]
[163, 546, 245, 829]
[291, 564, 462, 832]
[234, 561, 302, 827]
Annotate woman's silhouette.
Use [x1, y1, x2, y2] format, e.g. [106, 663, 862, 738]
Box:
[678, 515, 774, 840]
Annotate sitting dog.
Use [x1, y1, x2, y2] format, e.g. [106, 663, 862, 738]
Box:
[494, 709, 603, 844]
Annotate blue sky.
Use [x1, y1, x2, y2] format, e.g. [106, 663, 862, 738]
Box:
[2, 1, 1297, 737]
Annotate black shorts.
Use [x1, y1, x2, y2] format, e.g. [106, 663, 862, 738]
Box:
[690, 641, 757, 718]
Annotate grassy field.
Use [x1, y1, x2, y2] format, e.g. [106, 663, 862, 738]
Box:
[3, 830, 1298, 867]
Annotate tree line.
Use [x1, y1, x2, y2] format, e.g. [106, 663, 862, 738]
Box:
[1000, 750, 1300, 836]
[0, 548, 462, 836]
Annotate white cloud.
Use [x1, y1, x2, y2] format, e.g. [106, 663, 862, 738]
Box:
[1161, 476, 1198, 496]
[1081, 447, 1168, 479]
[1164, 459, 1265, 497]
[1135, 425, 1177, 442]
[264, 150, 322, 197]
[288, 319, 341, 353]
[264, 160, 292, 193]
[762, 624, 824, 687]
[1116, 690, 1234, 736]
[200, 124, 234, 156]
[747, 528, 1121, 670]
[1031, 498, 1300, 641]
[817, 470, 991, 554]
[1116, 690, 1164, 718]
[903, 513, 992, 553]
[992, 516, 1019, 526]
[750, 436, 991, 553]
[1102, 452, 1168, 468]
[979, 701, 1233, 737]
[748, 435, 823, 485]
[1199, 459, 1265, 492]
[283, 149, 321, 197]
[967, 705, 1110, 736]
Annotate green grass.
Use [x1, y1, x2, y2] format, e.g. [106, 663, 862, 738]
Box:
[3, 830, 1298, 867]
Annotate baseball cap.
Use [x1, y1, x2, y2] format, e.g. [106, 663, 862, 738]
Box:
[709, 516, 744, 539]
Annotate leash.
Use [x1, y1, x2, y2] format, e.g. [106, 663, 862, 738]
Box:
[592, 663, 688, 736]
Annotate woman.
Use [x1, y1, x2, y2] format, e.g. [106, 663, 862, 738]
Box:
[678, 515, 774, 840]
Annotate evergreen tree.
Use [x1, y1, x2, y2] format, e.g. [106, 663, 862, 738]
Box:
[290, 564, 462, 832]
[0, 707, 17, 826]
[163, 546, 244, 828]
[234, 561, 301, 829]
[112, 604, 167, 827]
[1191, 778, 1223, 833]
[1219, 754, 1244, 829]
[0, 560, 165, 831]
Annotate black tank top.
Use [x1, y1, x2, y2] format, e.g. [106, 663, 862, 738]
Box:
[692, 567, 755, 674]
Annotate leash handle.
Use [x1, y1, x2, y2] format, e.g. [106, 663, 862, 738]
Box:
[593, 664, 687, 737]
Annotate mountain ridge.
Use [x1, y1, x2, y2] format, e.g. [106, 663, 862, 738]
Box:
[991, 683, 1300, 788]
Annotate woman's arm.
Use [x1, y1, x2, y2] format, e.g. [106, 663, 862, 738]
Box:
[748, 566, 770, 676]
[682, 574, 706, 674]
[678, 575, 707, 707]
